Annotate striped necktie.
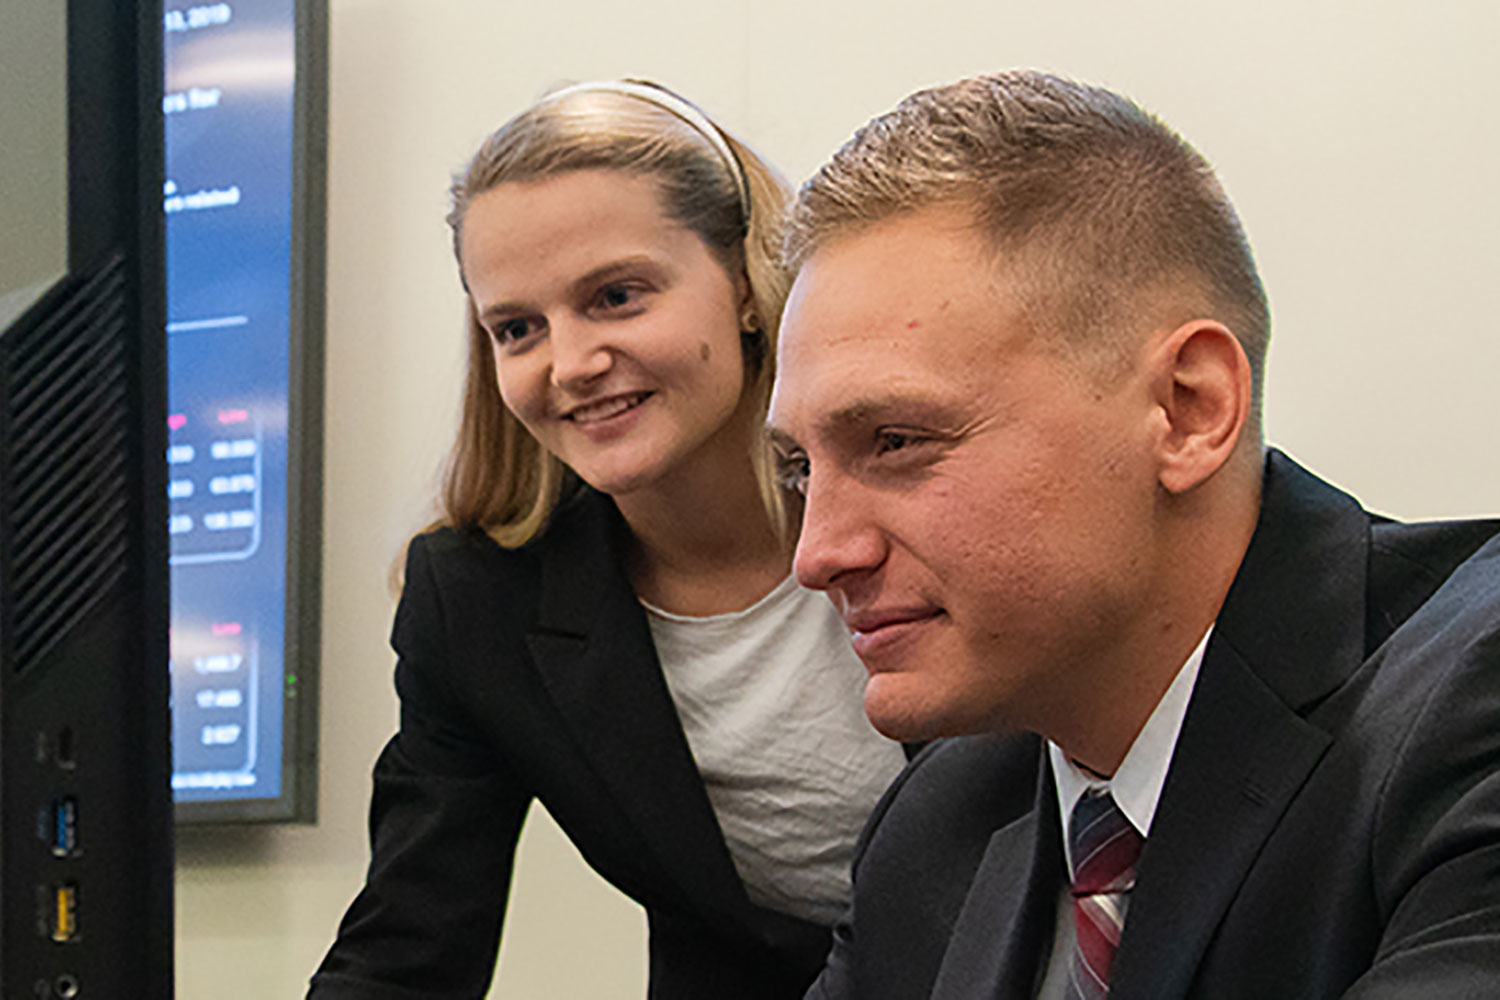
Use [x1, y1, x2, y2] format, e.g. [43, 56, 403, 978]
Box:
[1066, 789, 1144, 999]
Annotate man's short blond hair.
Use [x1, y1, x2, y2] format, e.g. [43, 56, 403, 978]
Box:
[786, 71, 1270, 418]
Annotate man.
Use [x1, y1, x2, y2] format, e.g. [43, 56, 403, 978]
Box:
[767, 71, 1500, 999]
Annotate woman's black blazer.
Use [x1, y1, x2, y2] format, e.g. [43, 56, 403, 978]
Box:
[309, 490, 832, 999]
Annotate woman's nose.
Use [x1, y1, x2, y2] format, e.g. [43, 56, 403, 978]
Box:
[548, 320, 613, 391]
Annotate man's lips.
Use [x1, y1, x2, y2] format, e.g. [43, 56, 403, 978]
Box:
[563, 391, 652, 423]
[845, 607, 943, 658]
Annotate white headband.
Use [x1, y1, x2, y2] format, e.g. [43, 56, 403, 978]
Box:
[540, 80, 751, 214]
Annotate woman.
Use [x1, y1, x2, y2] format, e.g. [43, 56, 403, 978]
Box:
[309, 81, 906, 999]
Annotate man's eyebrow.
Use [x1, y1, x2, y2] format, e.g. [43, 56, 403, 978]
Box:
[816, 394, 928, 436]
[766, 427, 801, 451]
[824, 398, 897, 427]
[767, 393, 932, 448]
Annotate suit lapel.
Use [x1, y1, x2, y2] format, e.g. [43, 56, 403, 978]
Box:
[1111, 452, 1371, 999]
[523, 492, 750, 920]
[933, 755, 1064, 1000]
[1109, 644, 1331, 999]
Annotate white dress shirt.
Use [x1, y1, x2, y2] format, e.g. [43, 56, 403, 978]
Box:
[1034, 627, 1213, 999]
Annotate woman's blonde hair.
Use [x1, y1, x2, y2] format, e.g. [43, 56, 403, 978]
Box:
[438, 80, 793, 549]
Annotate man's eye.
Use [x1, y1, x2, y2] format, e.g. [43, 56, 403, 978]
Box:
[775, 453, 811, 496]
[875, 429, 923, 454]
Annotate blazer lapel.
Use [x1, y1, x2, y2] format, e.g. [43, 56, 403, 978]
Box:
[1111, 452, 1371, 999]
[523, 492, 750, 919]
[932, 757, 1065, 1000]
[1109, 644, 1331, 1000]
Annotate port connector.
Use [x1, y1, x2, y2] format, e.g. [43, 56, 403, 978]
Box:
[50, 883, 78, 943]
[50, 797, 78, 857]
[56, 973, 81, 998]
[55, 726, 76, 770]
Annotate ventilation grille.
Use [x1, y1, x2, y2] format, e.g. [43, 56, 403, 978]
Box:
[5, 255, 132, 674]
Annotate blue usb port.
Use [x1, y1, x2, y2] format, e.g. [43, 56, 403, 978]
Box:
[51, 797, 78, 857]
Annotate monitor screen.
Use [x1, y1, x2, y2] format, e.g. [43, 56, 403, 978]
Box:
[165, 0, 324, 822]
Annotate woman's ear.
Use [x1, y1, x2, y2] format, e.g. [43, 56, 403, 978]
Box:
[738, 270, 760, 332]
[1149, 320, 1253, 494]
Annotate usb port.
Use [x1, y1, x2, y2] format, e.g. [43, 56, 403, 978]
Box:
[51, 797, 78, 857]
[55, 725, 76, 770]
[51, 883, 78, 942]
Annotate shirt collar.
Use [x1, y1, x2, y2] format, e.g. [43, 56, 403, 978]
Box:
[1050, 626, 1212, 873]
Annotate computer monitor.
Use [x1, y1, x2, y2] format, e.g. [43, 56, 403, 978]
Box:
[0, 2, 174, 996]
[166, 0, 326, 825]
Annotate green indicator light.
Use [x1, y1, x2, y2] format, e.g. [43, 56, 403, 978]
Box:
[286, 675, 298, 685]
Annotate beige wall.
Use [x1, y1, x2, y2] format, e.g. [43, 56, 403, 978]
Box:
[173, 1, 1499, 997]
[0, 0, 67, 319]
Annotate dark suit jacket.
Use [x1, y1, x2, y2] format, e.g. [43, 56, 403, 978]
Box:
[309, 490, 832, 999]
[808, 451, 1500, 1000]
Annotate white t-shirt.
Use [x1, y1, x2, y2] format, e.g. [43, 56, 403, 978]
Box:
[643, 575, 907, 926]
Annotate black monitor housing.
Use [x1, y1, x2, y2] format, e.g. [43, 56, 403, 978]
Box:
[0, 1, 174, 997]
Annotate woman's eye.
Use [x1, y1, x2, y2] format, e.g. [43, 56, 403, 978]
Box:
[492, 318, 534, 344]
[595, 282, 643, 312]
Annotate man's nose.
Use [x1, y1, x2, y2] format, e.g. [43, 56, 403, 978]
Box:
[793, 473, 886, 592]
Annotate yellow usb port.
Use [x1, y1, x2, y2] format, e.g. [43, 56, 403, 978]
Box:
[51, 883, 78, 942]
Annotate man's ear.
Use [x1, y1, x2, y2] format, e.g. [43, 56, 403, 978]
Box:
[1148, 320, 1252, 494]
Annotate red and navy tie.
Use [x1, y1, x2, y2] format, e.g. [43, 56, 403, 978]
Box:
[1066, 790, 1144, 999]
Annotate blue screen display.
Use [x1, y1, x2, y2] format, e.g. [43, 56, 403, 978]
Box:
[164, 0, 297, 804]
